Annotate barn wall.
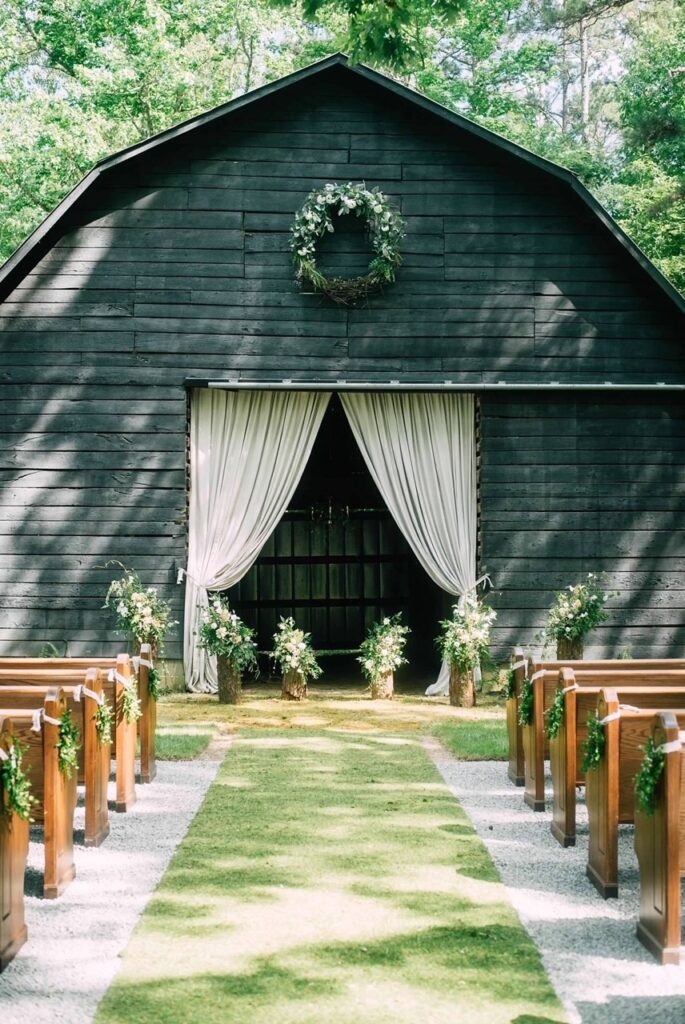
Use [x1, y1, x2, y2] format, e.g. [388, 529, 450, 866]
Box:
[0, 65, 683, 659]
[481, 394, 685, 658]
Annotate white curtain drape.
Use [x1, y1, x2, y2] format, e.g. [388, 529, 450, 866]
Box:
[340, 391, 476, 695]
[184, 388, 330, 693]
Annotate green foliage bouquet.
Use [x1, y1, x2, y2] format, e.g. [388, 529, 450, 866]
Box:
[198, 596, 258, 676]
[546, 573, 610, 645]
[358, 614, 410, 683]
[437, 595, 496, 672]
[105, 568, 177, 648]
[1, 740, 34, 820]
[272, 617, 322, 682]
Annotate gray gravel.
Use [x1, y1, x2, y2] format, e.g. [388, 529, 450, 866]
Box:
[0, 759, 220, 1023]
[429, 743, 685, 1024]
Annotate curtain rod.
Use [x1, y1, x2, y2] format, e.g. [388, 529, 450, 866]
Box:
[191, 379, 685, 392]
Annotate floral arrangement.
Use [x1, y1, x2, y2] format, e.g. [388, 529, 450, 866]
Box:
[95, 700, 114, 745]
[57, 710, 80, 778]
[506, 668, 517, 700]
[198, 596, 258, 676]
[358, 614, 410, 683]
[272, 617, 322, 682]
[148, 667, 161, 701]
[518, 677, 535, 727]
[635, 737, 666, 816]
[291, 182, 405, 305]
[1, 740, 34, 820]
[437, 595, 497, 672]
[581, 712, 606, 773]
[546, 688, 566, 739]
[122, 682, 142, 724]
[545, 573, 610, 645]
[104, 568, 176, 647]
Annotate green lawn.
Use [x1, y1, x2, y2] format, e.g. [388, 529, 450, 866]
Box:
[432, 718, 508, 761]
[99, 727, 565, 1024]
[155, 725, 215, 761]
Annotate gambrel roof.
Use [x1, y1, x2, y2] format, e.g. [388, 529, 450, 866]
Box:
[1, 52, 684, 316]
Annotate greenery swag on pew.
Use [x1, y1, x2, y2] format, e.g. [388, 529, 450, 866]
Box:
[582, 712, 606, 774]
[122, 683, 142, 724]
[95, 700, 114, 745]
[518, 677, 535, 727]
[1, 740, 34, 820]
[635, 737, 666, 816]
[546, 688, 566, 740]
[57, 710, 80, 778]
[291, 182, 405, 305]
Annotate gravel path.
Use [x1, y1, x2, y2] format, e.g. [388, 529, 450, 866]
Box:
[0, 759, 221, 1023]
[429, 744, 685, 1024]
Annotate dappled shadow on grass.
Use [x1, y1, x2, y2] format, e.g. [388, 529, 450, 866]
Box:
[96, 729, 566, 1024]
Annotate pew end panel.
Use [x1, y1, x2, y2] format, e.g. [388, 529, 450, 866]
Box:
[0, 716, 29, 972]
[137, 643, 157, 785]
[82, 669, 110, 848]
[113, 656, 137, 813]
[506, 647, 527, 786]
[635, 712, 685, 965]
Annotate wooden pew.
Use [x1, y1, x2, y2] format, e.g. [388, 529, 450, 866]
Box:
[0, 671, 110, 847]
[0, 646, 156, 784]
[0, 689, 77, 898]
[522, 658, 685, 812]
[549, 668, 685, 846]
[586, 687, 685, 899]
[634, 712, 685, 965]
[0, 654, 136, 813]
[0, 714, 29, 971]
[506, 647, 528, 786]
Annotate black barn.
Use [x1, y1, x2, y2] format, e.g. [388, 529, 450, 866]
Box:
[0, 54, 683, 679]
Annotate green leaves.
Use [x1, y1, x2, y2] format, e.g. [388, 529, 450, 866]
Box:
[635, 736, 666, 816]
[581, 712, 605, 774]
[1, 739, 35, 820]
[517, 677, 534, 728]
[57, 708, 80, 778]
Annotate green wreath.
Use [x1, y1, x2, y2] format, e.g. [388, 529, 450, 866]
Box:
[290, 182, 405, 305]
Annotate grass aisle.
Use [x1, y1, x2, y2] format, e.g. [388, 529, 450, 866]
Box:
[97, 730, 565, 1024]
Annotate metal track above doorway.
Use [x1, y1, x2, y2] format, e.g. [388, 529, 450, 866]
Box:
[185, 379, 685, 392]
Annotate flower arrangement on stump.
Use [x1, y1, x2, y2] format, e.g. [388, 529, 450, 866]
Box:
[198, 595, 258, 704]
[437, 595, 496, 708]
[545, 573, 610, 660]
[358, 613, 410, 699]
[105, 567, 176, 659]
[272, 617, 322, 701]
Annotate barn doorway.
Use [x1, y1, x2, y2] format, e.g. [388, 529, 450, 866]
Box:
[225, 395, 445, 686]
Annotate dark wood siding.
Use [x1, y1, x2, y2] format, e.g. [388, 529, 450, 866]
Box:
[481, 394, 685, 658]
[0, 64, 683, 657]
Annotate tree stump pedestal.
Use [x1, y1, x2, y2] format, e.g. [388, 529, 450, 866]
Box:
[217, 657, 242, 704]
[449, 664, 476, 708]
[370, 672, 394, 700]
[282, 669, 307, 701]
[556, 637, 584, 660]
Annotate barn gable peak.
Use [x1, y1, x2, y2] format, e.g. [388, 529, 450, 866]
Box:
[0, 52, 683, 318]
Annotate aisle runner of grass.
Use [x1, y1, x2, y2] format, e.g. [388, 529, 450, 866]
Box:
[97, 731, 566, 1024]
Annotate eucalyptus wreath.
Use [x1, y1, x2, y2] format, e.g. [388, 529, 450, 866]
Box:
[518, 677, 535, 727]
[635, 737, 666, 816]
[581, 712, 606, 774]
[1, 740, 34, 820]
[95, 700, 114, 745]
[546, 688, 566, 740]
[57, 710, 80, 778]
[291, 182, 404, 305]
[122, 682, 142, 724]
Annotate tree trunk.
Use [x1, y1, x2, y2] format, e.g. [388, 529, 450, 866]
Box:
[370, 672, 394, 700]
[449, 664, 475, 708]
[217, 657, 242, 704]
[281, 669, 307, 701]
[580, 17, 590, 138]
[556, 636, 584, 660]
